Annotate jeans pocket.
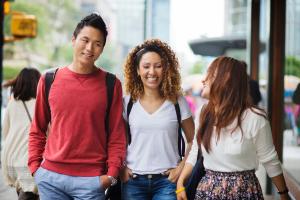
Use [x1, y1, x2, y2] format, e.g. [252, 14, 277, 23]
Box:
[123, 176, 133, 184]
[34, 167, 45, 183]
[166, 176, 176, 185]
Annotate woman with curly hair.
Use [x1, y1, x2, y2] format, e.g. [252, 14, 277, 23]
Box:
[120, 39, 195, 200]
[176, 56, 289, 200]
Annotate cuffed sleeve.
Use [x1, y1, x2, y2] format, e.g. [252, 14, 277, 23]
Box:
[254, 121, 283, 177]
[28, 75, 49, 175]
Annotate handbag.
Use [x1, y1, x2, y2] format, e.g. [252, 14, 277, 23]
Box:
[22, 101, 32, 122]
[185, 149, 205, 200]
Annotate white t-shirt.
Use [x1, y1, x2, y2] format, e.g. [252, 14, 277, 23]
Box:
[186, 108, 283, 178]
[123, 95, 192, 174]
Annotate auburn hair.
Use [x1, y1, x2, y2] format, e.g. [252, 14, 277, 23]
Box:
[197, 56, 266, 152]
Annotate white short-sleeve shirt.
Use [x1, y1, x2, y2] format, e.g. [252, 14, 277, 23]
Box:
[123, 95, 192, 174]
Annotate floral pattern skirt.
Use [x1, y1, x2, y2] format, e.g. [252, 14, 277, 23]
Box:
[195, 169, 264, 200]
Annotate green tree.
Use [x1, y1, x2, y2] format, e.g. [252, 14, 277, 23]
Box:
[285, 56, 300, 77]
[4, 0, 81, 68]
[190, 60, 205, 74]
[96, 44, 118, 72]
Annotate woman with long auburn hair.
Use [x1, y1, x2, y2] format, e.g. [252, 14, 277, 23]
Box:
[176, 56, 289, 200]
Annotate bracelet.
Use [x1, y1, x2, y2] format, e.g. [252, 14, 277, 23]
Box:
[278, 188, 289, 195]
[175, 187, 185, 194]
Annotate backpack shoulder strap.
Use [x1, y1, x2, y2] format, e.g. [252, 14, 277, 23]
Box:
[45, 68, 59, 118]
[105, 72, 116, 136]
[126, 97, 133, 145]
[175, 102, 185, 159]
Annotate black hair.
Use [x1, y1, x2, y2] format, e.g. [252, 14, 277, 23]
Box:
[73, 13, 108, 46]
[10, 68, 41, 101]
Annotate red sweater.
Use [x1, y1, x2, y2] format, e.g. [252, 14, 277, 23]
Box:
[28, 67, 126, 177]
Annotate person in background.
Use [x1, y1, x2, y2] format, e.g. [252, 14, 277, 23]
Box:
[121, 39, 195, 200]
[1, 67, 41, 200]
[249, 77, 262, 106]
[176, 56, 289, 200]
[184, 88, 196, 117]
[28, 13, 126, 200]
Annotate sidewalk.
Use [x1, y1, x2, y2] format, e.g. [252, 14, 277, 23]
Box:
[0, 168, 18, 200]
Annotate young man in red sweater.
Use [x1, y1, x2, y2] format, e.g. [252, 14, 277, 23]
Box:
[28, 13, 126, 200]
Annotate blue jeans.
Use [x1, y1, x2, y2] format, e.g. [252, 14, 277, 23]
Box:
[34, 167, 105, 200]
[122, 175, 176, 200]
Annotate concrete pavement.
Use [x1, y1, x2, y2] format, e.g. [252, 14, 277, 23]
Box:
[0, 168, 18, 200]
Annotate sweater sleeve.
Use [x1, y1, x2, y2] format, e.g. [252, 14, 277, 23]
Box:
[253, 120, 283, 177]
[106, 79, 127, 177]
[28, 75, 50, 175]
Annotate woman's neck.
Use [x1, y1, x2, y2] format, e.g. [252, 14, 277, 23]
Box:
[141, 89, 163, 101]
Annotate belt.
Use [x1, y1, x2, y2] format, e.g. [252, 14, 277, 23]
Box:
[132, 173, 167, 179]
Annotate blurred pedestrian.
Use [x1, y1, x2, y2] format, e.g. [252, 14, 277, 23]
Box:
[176, 56, 289, 200]
[28, 13, 126, 200]
[184, 88, 196, 117]
[249, 77, 262, 106]
[1, 67, 41, 200]
[121, 39, 195, 200]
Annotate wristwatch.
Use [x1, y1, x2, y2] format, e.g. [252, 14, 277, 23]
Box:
[108, 176, 117, 186]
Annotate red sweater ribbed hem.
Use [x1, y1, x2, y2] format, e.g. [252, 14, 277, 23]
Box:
[41, 159, 107, 177]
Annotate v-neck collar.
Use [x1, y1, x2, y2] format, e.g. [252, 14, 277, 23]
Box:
[137, 99, 167, 116]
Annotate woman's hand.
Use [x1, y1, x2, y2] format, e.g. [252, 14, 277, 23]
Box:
[166, 163, 184, 183]
[119, 166, 133, 183]
[279, 193, 289, 200]
[176, 190, 188, 200]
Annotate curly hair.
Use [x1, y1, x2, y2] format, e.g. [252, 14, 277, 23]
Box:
[124, 39, 182, 103]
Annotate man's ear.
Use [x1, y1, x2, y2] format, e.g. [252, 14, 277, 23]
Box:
[71, 36, 76, 47]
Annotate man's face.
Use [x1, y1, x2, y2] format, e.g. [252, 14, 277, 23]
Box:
[72, 26, 105, 66]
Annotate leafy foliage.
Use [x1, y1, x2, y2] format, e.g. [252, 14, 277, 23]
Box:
[190, 59, 206, 74]
[3, 66, 22, 80]
[3, 0, 81, 67]
[285, 56, 300, 77]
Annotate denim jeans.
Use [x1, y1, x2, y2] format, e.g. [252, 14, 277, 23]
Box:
[121, 175, 176, 200]
[34, 167, 105, 200]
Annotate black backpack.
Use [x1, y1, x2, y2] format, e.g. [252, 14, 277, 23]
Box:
[126, 97, 185, 158]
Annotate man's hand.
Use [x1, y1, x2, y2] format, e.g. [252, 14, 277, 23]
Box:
[119, 166, 132, 183]
[32, 167, 40, 177]
[99, 175, 112, 190]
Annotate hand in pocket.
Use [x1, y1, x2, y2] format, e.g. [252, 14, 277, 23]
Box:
[119, 167, 132, 183]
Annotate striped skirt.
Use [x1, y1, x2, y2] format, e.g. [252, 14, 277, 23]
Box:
[195, 169, 264, 200]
